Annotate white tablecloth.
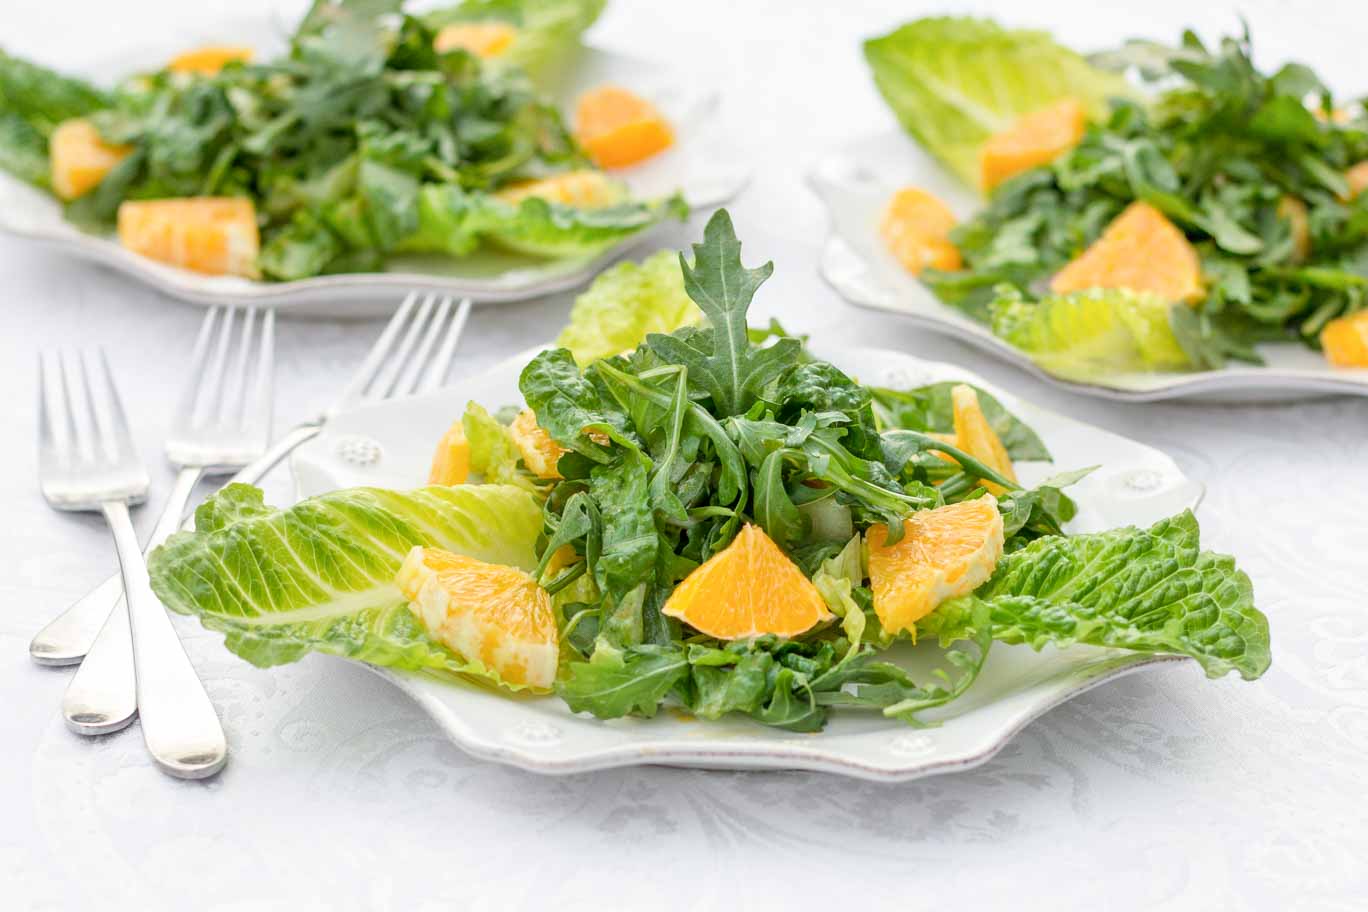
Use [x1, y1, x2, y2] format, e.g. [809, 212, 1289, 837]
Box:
[4, 2, 1366, 910]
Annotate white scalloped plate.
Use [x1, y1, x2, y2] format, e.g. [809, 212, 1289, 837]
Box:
[0, 18, 748, 318]
[287, 344, 1203, 781]
[810, 130, 1368, 403]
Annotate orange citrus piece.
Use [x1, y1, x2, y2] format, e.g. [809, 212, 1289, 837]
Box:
[950, 385, 1017, 495]
[1277, 195, 1311, 262]
[574, 85, 674, 169]
[116, 197, 260, 277]
[879, 187, 962, 275]
[1346, 161, 1368, 200]
[1321, 311, 1368, 367]
[495, 170, 623, 209]
[397, 546, 558, 689]
[979, 98, 1086, 192]
[509, 409, 568, 479]
[1050, 201, 1203, 305]
[49, 119, 131, 201]
[662, 524, 832, 639]
[167, 45, 253, 75]
[867, 497, 1005, 636]
[428, 419, 471, 485]
[433, 22, 518, 58]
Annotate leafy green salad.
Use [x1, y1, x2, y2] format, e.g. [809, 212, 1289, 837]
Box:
[147, 210, 1270, 732]
[864, 18, 1368, 378]
[0, 0, 684, 281]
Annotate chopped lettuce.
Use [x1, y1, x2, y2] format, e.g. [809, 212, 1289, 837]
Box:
[921, 510, 1270, 679]
[863, 17, 1131, 189]
[424, 0, 606, 83]
[148, 482, 544, 681]
[478, 193, 686, 259]
[461, 401, 539, 490]
[555, 250, 702, 364]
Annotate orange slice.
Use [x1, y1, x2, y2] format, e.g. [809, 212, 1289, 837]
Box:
[574, 85, 674, 169]
[428, 419, 471, 485]
[950, 385, 1017, 495]
[167, 45, 253, 75]
[116, 197, 260, 277]
[879, 187, 962, 275]
[662, 524, 832, 639]
[979, 98, 1086, 192]
[495, 170, 624, 209]
[397, 546, 558, 689]
[1346, 161, 1368, 201]
[49, 119, 132, 201]
[866, 497, 1005, 636]
[509, 409, 568, 479]
[433, 22, 518, 58]
[1321, 311, 1368, 367]
[1050, 201, 1204, 304]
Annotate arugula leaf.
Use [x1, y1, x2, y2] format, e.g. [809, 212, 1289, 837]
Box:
[869, 381, 1050, 461]
[557, 644, 688, 718]
[0, 110, 50, 188]
[0, 50, 109, 134]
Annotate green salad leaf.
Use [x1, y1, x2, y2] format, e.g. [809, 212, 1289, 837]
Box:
[863, 17, 1130, 188]
[869, 380, 1051, 461]
[424, 0, 606, 83]
[478, 194, 686, 259]
[148, 483, 544, 677]
[556, 250, 703, 364]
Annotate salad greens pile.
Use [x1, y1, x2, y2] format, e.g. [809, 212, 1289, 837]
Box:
[148, 210, 1271, 732]
[865, 18, 1368, 374]
[0, 0, 683, 280]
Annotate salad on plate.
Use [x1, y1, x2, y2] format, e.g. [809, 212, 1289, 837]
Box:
[0, 0, 685, 282]
[146, 210, 1270, 733]
[861, 18, 1368, 381]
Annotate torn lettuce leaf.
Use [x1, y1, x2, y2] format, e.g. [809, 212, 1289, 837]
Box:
[555, 250, 702, 364]
[424, 0, 606, 83]
[920, 509, 1270, 679]
[147, 482, 544, 679]
[477, 193, 686, 259]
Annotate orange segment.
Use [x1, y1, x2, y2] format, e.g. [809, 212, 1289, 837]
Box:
[495, 170, 624, 209]
[428, 419, 471, 485]
[509, 409, 568, 479]
[662, 524, 832, 639]
[951, 385, 1017, 495]
[49, 119, 132, 201]
[879, 187, 962, 275]
[167, 45, 253, 75]
[574, 85, 674, 169]
[1320, 311, 1368, 367]
[1050, 201, 1204, 305]
[1277, 195, 1311, 262]
[867, 497, 1005, 636]
[979, 98, 1086, 192]
[397, 547, 558, 689]
[117, 197, 260, 278]
[1346, 161, 1368, 200]
[433, 22, 518, 58]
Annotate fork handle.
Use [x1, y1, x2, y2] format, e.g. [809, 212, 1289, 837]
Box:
[100, 499, 227, 779]
[31, 422, 323, 665]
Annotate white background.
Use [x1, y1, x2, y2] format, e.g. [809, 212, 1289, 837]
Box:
[3, 1, 1367, 910]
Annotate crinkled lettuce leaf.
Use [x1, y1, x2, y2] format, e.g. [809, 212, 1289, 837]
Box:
[863, 17, 1131, 189]
[478, 193, 686, 259]
[424, 0, 606, 82]
[920, 510, 1270, 679]
[461, 401, 542, 490]
[555, 250, 702, 364]
[148, 482, 544, 681]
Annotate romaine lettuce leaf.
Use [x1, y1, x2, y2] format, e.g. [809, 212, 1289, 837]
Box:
[397, 185, 482, 256]
[921, 510, 1270, 679]
[424, 0, 606, 82]
[863, 17, 1131, 189]
[148, 482, 544, 680]
[477, 193, 686, 259]
[555, 250, 702, 364]
[461, 401, 540, 490]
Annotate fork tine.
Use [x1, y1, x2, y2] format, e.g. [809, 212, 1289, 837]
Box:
[174, 307, 222, 430]
[96, 349, 138, 460]
[334, 291, 419, 408]
[368, 293, 436, 401]
[416, 297, 471, 395]
[249, 308, 275, 432]
[198, 305, 236, 429]
[224, 306, 257, 429]
[59, 350, 93, 464]
[78, 350, 118, 463]
[392, 296, 452, 398]
[38, 353, 63, 466]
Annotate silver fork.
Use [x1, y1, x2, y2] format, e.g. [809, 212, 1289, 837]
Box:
[30, 292, 471, 670]
[58, 306, 275, 741]
[39, 349, 226, 779]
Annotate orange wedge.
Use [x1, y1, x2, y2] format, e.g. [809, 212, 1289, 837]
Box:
[867, 497, 1005, 636]
[433, 22, 518, 58]
[879, 187, 962, 275]
[116, 197, 260, 277]
[574, 85, 674, 169]
[397, 546, 558, 689]
[1321, 311, 1368, 367]
[167, 45, 253, 75]
[980, 98, 1086, 192]
[1346, 161, 1368, 201]
[49, 119, 132, 201]
[950, 385, 1017, 495]
[1050, 201, 1204, 305]
[662, 524, 832, 639]
[428, 419, 471, 485]
[509, 409, 568, 479]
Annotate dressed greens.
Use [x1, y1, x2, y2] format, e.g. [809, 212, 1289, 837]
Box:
[149, 210, 1270, 732]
